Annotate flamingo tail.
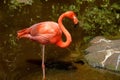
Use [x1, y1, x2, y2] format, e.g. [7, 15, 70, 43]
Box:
[17, 28, 30, 38]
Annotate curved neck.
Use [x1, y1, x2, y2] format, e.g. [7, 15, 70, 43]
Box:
[56, 13, 72, 48]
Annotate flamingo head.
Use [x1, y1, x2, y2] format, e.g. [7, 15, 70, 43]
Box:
[64, 11, 79, 25]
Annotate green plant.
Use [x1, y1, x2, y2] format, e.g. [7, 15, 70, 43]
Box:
[82, 4, 120, 36]
[51, 0, 120, 42]
[8, 0, 33, 10]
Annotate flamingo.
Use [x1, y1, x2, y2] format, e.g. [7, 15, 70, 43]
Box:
[17, 11, 79, 80]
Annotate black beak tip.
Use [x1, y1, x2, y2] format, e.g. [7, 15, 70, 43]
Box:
[74, 22, 79, 28]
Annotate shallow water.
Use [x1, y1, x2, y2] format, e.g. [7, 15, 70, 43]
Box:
[17, 64, 120, 80]
[0, 0, 120, 80]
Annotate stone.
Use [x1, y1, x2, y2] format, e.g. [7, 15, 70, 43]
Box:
[85, 36, 120, 73]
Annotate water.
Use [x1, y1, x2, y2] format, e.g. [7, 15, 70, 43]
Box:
[0, 0, 120, 80]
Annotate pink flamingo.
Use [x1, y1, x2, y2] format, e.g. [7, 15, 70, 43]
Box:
[17, 11, 78, 80]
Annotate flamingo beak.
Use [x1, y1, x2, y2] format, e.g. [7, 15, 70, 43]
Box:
[73, 16, 79, 28]
[74, 22, 79, 28]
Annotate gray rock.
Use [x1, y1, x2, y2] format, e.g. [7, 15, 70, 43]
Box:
[85, 36, 120, 73]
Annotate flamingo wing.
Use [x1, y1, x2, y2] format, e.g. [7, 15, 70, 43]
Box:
[30, 34, 55, 44]
[17, 21, 62, 44]
[29, 22, 62, 44]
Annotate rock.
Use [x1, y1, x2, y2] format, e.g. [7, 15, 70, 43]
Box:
[85, 36, 120, 73]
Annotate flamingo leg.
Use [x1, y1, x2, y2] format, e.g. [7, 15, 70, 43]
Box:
[42, 45, 45, 80]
